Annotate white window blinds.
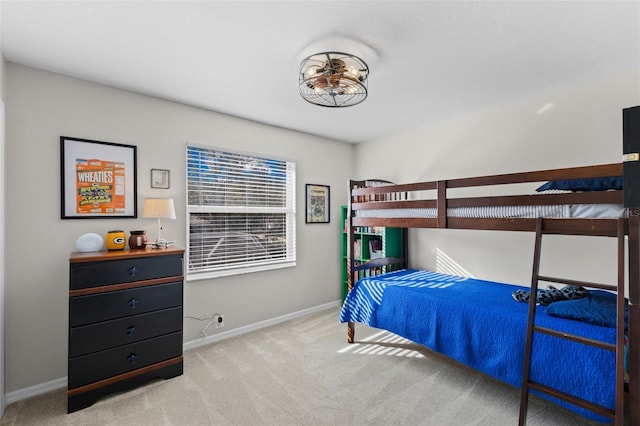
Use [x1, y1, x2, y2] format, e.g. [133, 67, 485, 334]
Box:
[187, 145, 296, 279]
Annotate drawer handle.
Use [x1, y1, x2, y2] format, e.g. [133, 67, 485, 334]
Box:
[127, 353, 138, 364]
[128, 266, 138, 277]
[128, 298, 139, 309]
[127, 326, 137, 337]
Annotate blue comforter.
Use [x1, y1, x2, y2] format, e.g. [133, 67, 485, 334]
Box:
[340, 269, 618, 422]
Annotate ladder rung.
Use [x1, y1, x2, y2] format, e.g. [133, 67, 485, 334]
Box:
[533, 326, 617, 351]
[537, 275, 617, 291]
[527, 380, 615, 419]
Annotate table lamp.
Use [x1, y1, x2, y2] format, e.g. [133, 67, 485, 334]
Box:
[143, 198, 176, 246]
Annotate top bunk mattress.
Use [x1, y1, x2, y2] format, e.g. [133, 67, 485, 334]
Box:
[355, 203, 626, 219]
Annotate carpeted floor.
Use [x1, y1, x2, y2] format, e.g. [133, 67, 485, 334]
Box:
[0, 307, 611, 425]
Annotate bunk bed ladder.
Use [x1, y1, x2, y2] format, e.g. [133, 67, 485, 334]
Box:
[518, 217, 626, 426]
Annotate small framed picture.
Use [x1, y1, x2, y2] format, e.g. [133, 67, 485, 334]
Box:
[305, 184, 330, 223]
[151, 168, 170, 189]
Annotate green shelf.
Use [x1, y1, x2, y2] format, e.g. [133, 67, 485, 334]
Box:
[340, 205, 404, 302]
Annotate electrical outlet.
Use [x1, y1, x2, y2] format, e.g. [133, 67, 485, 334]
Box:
[215, 314, 224, 328]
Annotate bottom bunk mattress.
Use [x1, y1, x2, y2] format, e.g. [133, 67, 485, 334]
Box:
[339, 269, 619, 422]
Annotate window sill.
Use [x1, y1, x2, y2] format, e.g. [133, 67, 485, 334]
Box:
[186, 261, 296, 281]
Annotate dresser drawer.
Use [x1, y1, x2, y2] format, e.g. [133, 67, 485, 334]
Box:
[69, 282, 182, 327]
[68, 331, 182, 389]
[69, 307, 183, 358]
[70, 254, 183, 290]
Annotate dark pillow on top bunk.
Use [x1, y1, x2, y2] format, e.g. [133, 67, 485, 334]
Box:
[546, 290, 623, 328]
[535, 176, 623, 192]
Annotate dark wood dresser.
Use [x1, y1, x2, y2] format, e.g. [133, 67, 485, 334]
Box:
[67, 247, 184, 413]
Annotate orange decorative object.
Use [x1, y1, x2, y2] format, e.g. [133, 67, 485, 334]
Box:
[105, 230, 126, 250]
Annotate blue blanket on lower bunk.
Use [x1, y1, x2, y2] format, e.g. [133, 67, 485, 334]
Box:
[339, 269, 618, 422]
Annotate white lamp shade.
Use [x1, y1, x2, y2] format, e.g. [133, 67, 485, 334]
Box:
[143, 198, 176, 219]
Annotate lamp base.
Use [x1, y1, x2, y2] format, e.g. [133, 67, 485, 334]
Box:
[146, 239, 176, 249]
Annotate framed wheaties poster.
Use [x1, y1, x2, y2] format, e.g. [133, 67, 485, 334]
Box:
[60, 136, 137, 219]
[305, 184, 330, 223]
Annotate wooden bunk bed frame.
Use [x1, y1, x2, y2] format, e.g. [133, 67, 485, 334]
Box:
[345, 162, 638, 425]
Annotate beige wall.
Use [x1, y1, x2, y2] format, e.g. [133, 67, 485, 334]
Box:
[4, 63, 353, 393]
[355, 71, 640, 288]
[0, 2, 6, 414]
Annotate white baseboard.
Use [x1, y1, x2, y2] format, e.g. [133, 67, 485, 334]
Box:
[183, 300, 341, 351]
[6, 377, 67, 404]
[5, 300, 342, 404]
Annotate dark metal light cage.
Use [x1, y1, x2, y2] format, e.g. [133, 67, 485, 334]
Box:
[299, 52, 369, 108]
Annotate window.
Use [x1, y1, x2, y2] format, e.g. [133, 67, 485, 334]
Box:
[187, 145, 296, 279]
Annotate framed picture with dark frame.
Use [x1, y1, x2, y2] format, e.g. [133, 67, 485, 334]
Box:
[305, 184, 330, 223]
[60, 136, 137, 219]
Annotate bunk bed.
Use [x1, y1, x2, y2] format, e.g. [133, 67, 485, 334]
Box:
[340, 108, 640, 425]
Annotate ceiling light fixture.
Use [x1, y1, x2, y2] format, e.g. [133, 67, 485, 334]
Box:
[299, 51, 369, 108]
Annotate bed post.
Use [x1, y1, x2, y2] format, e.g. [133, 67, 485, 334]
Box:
[623, 106, 640, 424]
[437, 180, 447, 228]
[628, 210, 639, 424]
[346, 180, 358, 343]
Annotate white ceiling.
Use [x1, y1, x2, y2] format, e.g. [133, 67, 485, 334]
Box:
[2, 1, 639, 144]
